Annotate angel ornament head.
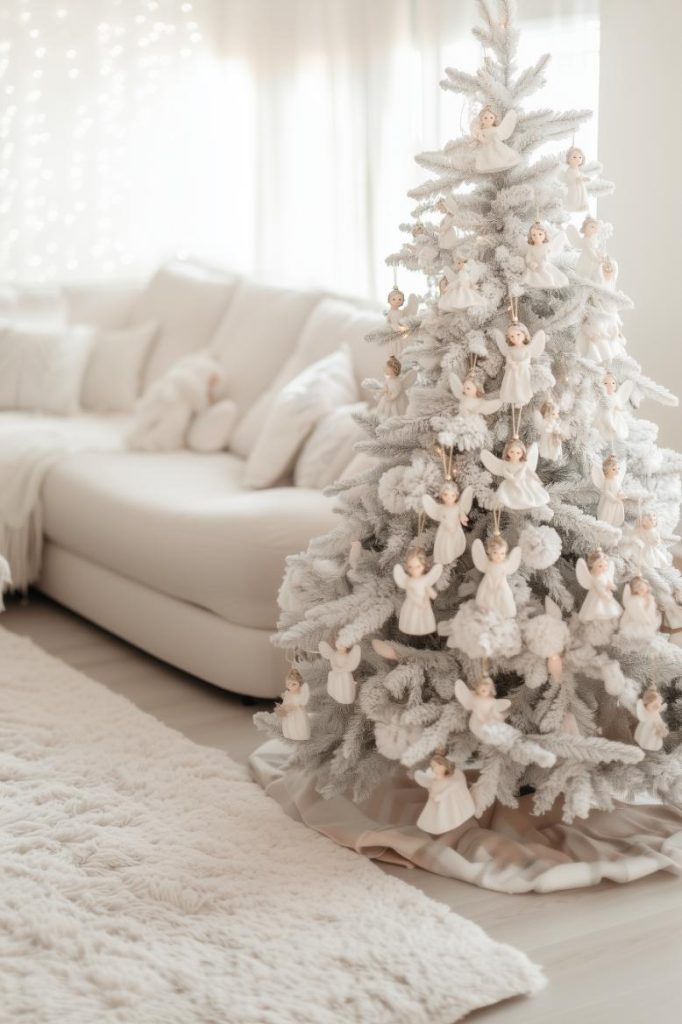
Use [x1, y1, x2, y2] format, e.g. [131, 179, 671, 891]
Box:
[522, 221, 569, 290]
[438, 257, 485, 311]
[414, 752, 476, 835]
[597, 372, 633, 442]
[471, 533, 522, 619]
[275, 667, 311, 741]
[481, 438, 551, 513]
[386, 287, 419, 334]
[494, 323, 546, 407]
[591, 453, 626, 528]
[471, 106, 520, 174]
[635, 686, 669, 752]
[533, 400, 564, 462]
[619, 575, 661, 640]
[449, 369, 501, 418]
[422, 480, 474, 565]
[393, 544, 443, 636]
[561, 146, 590, 212]
[454, 675, 512, 743]
[373, 355, 417, 420]
[318, 638, 361, 705]
[576, 548, 622, 624]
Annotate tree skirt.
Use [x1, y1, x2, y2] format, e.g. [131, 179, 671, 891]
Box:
[251, 740, 682, 895]
[0, 627, 544, 1024]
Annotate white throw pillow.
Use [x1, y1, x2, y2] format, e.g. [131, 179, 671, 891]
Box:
[245, 346, 357, 490]
[0, 323, 93, 414]
[294, 403, 367, 489]
[186, 400, 239, 453]
[81, 321, 159, 412]
[65, 282, 141, 330]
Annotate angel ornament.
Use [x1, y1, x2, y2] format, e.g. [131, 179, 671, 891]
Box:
[494, 322, 546, 407]
[576, 549, 622, 624]
[393, 545, 443, 636]
[533, 401, 564, 462]
[472, 534, 522, 619]
[372, 356, 417, 419]
[567, 216, 605, 283]
[455, 676, 512, 742]
[438, 258, 484, 311]
[561, 146, 590, 213]
[597, 373, 633, 442]
[471, 106, 520, 173]
[449, 370, 502, 418]
[481, 439, 551, 512]
[318, 639, 361, 704]
[275, 668, 311, 741]
[521, 222, 569, 290]
[634, 687, 668, 752]
[386, 287, 419, 334]
[630, 511, 674, 569]
[591, 454, 626, 527]
[415, 753, 476, 835]
[619, 577, 661, 640]
[422, 481, 474, 565]
[411, 223, 439, 270]
[436, 196, 458, 250]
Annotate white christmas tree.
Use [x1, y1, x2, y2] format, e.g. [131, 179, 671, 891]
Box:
[257, 0, 682, 829]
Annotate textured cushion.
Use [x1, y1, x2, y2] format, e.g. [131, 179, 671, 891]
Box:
[233, 297, 383, 456]
[81, 321, 159, 412]
[65, 282, 141, 330]
[186, 400, 239, 453]
[214, 280, 321, 456]
[134, 262, 239, 388]
[245, 347, 357, 490]
[41, 450, 339, 629]
[294, 402, 367, 489]
[0, 324, 93, 414]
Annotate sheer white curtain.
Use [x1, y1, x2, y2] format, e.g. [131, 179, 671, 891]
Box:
[0, 0, 599, 295]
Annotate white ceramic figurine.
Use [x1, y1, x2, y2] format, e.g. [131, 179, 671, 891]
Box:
[597, 372, 633, 442]
[533, 400, 564, 461]
[318, 640, 361, 704]
[393, 545, 443, 636]
[414, 753, 476, 834]
[591, 453, 626, 527]
[438, 258, 485, 311]
[471, 106, 520, 173]
[619, 577, 661, 640]
[454, 676, 512, 741]
[521, 221, 569, 290]
[634, 687, 668, 752]
[561, 146, 591, 212]
[471, 534, 522, 619]
[275, 668, 311, 741]
[576, 549, 622, 624]
[449, 371, 502, 417]
[422, 481, 474, 565]
[494, 323, 546, 407]
[481, 438, 550, 512]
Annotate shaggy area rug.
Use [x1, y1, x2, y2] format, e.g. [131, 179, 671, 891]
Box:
[0, 627, 544, 1023]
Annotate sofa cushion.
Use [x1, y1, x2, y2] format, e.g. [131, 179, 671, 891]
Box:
[41, 450, 339, 630]
[81, 320, 159, 412]
[294, 402, 367, 489]
[133, 261, 239, 388]
[65, 281, 141, 330]
[213, 279, 321, 456]
[0, 324, 94, 415]
[231, 296, 383, 457]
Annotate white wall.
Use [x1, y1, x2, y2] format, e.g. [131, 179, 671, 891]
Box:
[598, 0, 682, 448]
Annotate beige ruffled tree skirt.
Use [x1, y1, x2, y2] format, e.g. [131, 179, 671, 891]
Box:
[250, 740, 682, 894]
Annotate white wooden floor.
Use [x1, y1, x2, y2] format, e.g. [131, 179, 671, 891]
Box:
[3, 593, 681, 1024]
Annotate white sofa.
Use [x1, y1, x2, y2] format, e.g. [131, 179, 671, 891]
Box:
[2, 260, 384, 698]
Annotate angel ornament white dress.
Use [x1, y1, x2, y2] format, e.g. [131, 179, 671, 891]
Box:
[275, 669, 311, 741]
[422, 481, 474, 565]
[373, 356, 417, 419]
[450, 371, 502, 418]
[386, 287, 419, 333]
[533, 401, 564, 461]
[597, 373, 633, 442]
[521, 222, 569, 290]
[471, 106, 520, 173]
[630, 512, 674, 569]
[411, 224, 439, 270]
[455, 676, 512, 742]
[561, 146, 590, 212]
[481, 439, 551, 512]
[318, 640, 361, 704]
[472, 534, 522, 619]
[567, 216, 605, 283]
[619, 577, 661, 640]
[576, 550, 622, 623]
[494, 323, 546, 407]
[634, 688, 669, 751]
[415, 754, 475, 835]
[591, 454, 626, 527]
[436, 196, 458, 250]
[393, 545, 443, 636]
[438, 259, 484, 311]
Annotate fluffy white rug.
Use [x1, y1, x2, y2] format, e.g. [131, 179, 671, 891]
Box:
[0, 627, 544, 1023]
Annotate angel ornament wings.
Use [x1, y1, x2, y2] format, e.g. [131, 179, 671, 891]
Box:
[393, 545, 443, 636]
[561, 146, 591, 213]
[472, 534, 522, 619]
[567, 216, 605, 283]
[494, 322, 546, 407]
[369, 356, 417, 419]
[385, 287, 419, 334]
[533, 400, 564, 462]
[455, 676, 512, 743]
[576, 549, 622, 624]
[449, 370, 502, 418]
[318, 640, 361, 704]
[275, 668, 311, 741]
[422, 481, 474, 565]
[597, 372, 633, 442]
[415, 753, 476, 835]
[481, 438, 551, 512]
[470, 106, 520, 173]
[591, 454, 626, 527]
[438, 258, 484, 311]
[619, 577, 661, 640]
[521, 222, 569, 290]
[436, 196, 458, 250]
[634, 687, 668, 751]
